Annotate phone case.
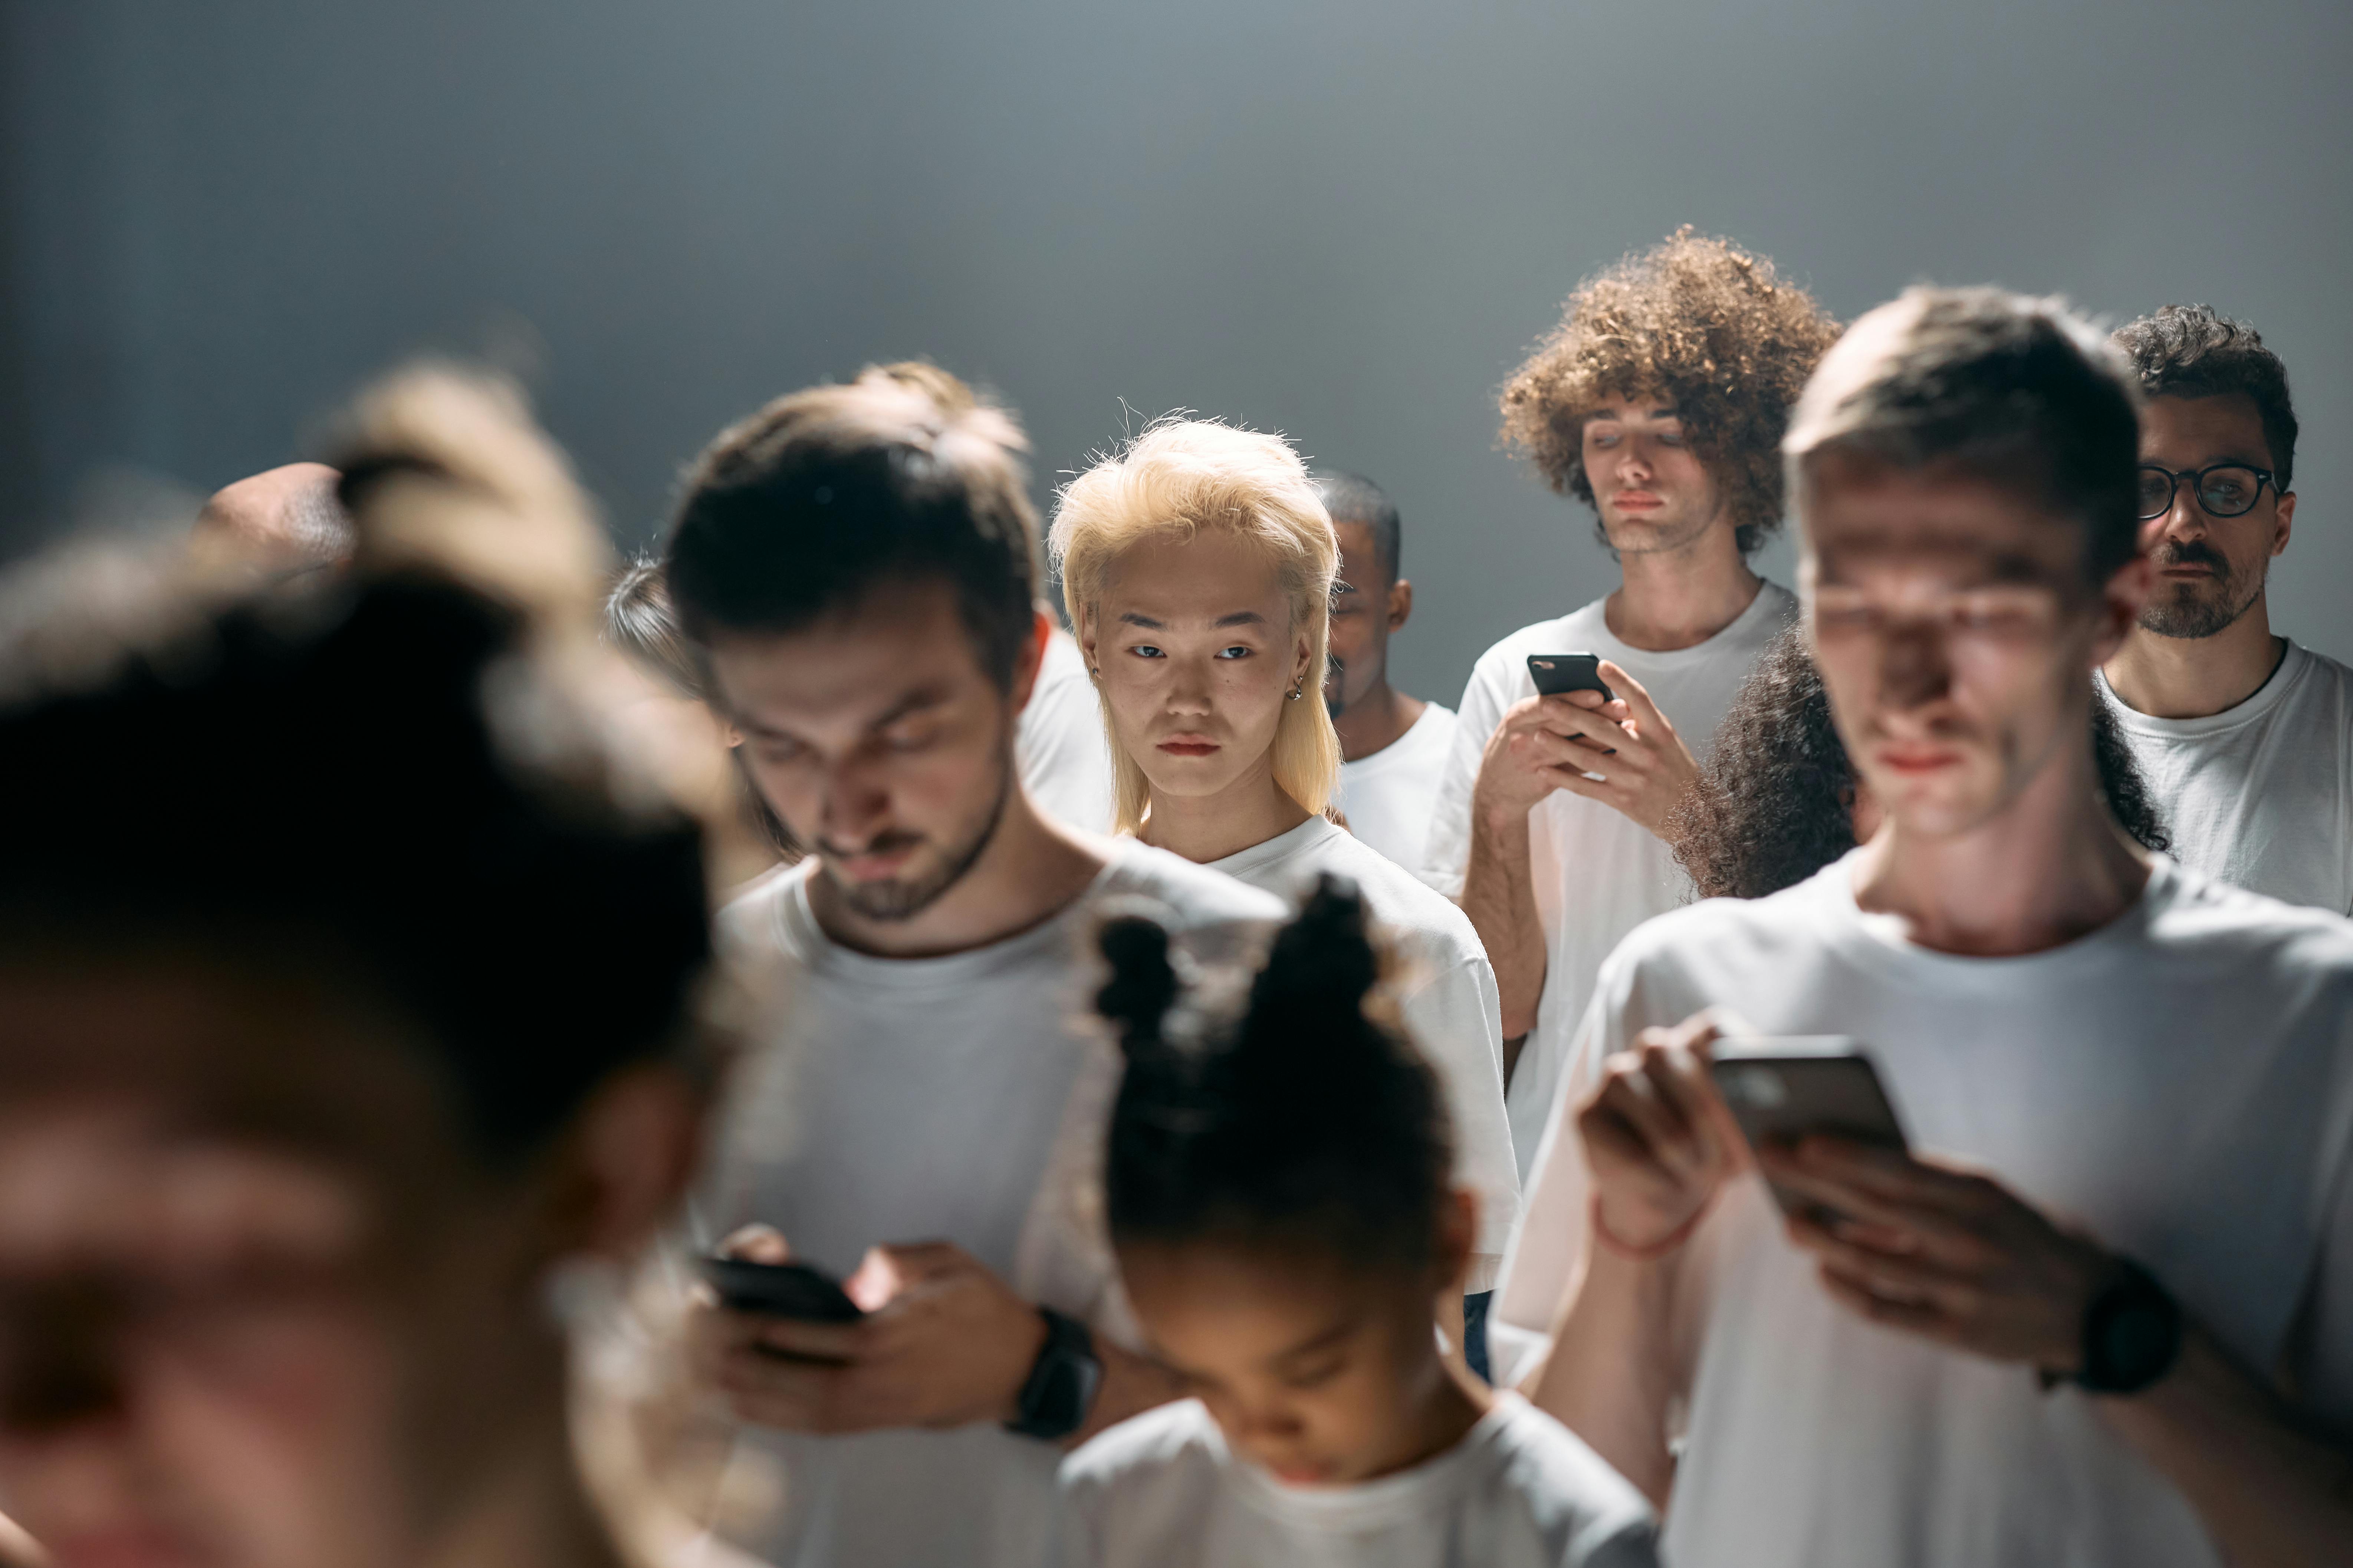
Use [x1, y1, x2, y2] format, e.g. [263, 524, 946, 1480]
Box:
[1710, 1039, 1909, 1224]
[701, 1256, 865, 1321]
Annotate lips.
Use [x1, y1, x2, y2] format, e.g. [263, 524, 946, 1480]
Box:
[1156, 737, 1220, 757]
[1878, 747, 1962, 775]
[1613, 492, 1664, 512]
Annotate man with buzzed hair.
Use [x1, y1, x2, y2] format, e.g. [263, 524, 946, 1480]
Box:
[1426, 231, 1840, 1176]
[2099, 304, 2353, 912]
[1317, 470, 1459, 873]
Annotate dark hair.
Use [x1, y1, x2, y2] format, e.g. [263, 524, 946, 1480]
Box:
[1500, 228, 1841, 556]
[2113, 304, 2297, 491]
[1668, 628, 2170, 899]
[602, 555, 802, 864]
[1094, 876, 1453, 1272]
[664, 362, 1042, 692]
[1788, 287, 2144, 586]
[0, 561, 713, 1165]
[1311, 470, 1401, 583]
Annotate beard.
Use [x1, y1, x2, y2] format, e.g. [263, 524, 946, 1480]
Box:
[1323, 653, 1347, 721]
[2140, 539, 2265, 640]
[818, 745, 1014, 922]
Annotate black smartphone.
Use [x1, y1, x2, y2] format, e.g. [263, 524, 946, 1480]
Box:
[1709, 1038, 1909, 1224]
[700, 1255, 865, 1322]
[1526, 652, 1616, 702]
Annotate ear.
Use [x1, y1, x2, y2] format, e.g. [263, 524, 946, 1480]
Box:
[1076, 602, 1102, 675]
[1387, 576, 1413, 633]
[545, 1064, 706, 1261]
[1009, 604, 1054, 715]
[2091, 551, 2153, 667]
[2273, 490, 2296, 558]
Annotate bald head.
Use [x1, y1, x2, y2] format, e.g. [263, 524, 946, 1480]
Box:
[192, 463, 354, 575]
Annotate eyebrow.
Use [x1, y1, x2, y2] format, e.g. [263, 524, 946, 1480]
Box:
[1115, 610, 1269, 629]
[733, 686, 944, 742]
[1269, 1317, 1360, 1370]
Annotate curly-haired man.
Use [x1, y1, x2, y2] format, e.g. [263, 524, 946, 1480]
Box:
[1423, 230, 1840, 1176]
[2097, 304, 2353, 912]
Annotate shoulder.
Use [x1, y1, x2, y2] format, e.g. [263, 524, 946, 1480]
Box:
[1478, 1397, 1660, 1565]
[1318, 828, 1489, 956]
[1059, 1399, 1226, 1509]
[1470, 607, 1609, 680]
[2146, 859, 2353, 976]
[714, 860, 816, 962]
[1098, 838, 1289, 928]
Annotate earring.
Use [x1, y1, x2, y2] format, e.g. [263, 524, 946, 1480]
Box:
[1088, 666, 1102, 682]
[1287, 681, 1304, 701]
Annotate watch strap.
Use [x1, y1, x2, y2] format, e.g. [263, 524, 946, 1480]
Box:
[1005, 1306, 1101, 1441]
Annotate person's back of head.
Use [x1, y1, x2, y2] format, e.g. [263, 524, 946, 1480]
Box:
[606, 553, 706, 701]
[190, 461, 355, 577]
[664, 361, 1042, 690]
[1502, 228, 1841, 556]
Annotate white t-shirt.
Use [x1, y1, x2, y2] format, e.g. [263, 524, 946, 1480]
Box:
[1210, 815, 1522, 1287]
[1021, 628, 1119, 833]
[1058, 1394, 1659, 1568]
[1491, 853, 2353, 1568]
[704, 841, 1284, 1568]
[1424, 584, 1795, 1179]
[2097, 640, 2353, 913]
[1334, 702, 1459, 873]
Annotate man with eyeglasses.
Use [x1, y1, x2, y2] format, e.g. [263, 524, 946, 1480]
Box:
[2099, 304, 2353, 912]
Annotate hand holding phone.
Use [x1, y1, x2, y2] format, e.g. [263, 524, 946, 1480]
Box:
[1527, 652, 1616, 702]
[1709, 1038, 1909, 1225]
[701, 1254, 865, 1322]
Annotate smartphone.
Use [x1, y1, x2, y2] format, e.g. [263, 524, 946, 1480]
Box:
[1527, 652, 1616, 702]
[1709, 1038, 1909, 1224]
[700, 1255, 865, 1322]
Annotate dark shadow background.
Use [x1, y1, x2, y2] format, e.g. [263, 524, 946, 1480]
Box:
[4, 0, 2348, 700]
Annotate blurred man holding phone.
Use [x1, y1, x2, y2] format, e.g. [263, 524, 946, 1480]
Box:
[1424, 231, 1840, 1176]
[668, 364, 1281, 1568]
[1493, 288, 2353, 1567]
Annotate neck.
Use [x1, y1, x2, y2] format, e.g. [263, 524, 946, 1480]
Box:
[1854, 738, 2150, 956]
[422, 1362, 635, 1568]
[1603, 522, 1762, 652]
[1367, 1349, 1492, 1483]
[809, 785, 1106, 958]
[2101, 592, 2283, 719]
[1331, 674, 1426, 763]
[1139, 751, 1311, 864]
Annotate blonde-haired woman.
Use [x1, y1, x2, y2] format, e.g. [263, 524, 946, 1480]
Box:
[1051, 419, 1522, 1368]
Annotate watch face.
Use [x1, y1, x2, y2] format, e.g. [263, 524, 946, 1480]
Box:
[2099, 1297, 2175, 1384]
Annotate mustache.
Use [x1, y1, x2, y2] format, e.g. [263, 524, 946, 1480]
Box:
[814, 828, 927, 862]
[2153, 538, 2230, 576]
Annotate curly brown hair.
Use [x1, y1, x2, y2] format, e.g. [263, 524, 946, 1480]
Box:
[1499, 228, 1840, 554]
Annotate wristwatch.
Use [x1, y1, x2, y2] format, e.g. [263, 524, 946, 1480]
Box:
[2069, 1258, 2183, 1396]
[1005, 1307, 1102, 1441]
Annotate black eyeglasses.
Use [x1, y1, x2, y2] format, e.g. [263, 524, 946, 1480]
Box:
[2137, 463, 2275, 522]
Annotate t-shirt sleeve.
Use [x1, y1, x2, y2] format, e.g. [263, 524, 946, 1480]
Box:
[1572, 1518, 1664, 1568]
[1423, 654, 1512, 898]
[1018, 673, 1118, 833]
[1399, 952, 1522, 1283]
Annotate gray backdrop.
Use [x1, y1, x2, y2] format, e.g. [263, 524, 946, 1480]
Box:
[4, 0, 2348, 702]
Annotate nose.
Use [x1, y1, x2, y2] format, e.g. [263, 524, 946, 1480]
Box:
[1877, 620, 1951, 714]
[815, 755, 896, 852]
[1164, 656, 1214, 717]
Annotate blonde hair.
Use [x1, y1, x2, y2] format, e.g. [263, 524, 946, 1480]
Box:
[1050, 419, 1341, 834]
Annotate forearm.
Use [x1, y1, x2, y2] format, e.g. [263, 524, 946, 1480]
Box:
[1065, 1338, 1186, 1451]
[1527, 1243, 1684, 1508]
[1463, 804, 1546, 1038]
[2099, 1324, 2353, 1566]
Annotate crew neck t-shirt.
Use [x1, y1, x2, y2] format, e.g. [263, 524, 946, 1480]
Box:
[703, 841, 1284, 1568]
[1209, 815, 1522, 1285]
[1020, 628, 1119, 832]
[1334, 702, 1459, 873]
[1424, 583, 1795, 1179]
[1490, 852, 2353, 1568]
[1058, 1393, 1659, 1568]
[2097, 640, 2353, 913]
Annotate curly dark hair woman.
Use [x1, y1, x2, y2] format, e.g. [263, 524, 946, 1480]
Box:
[1668, 628, 2171, 899]
[1499, 228, 1841, 555]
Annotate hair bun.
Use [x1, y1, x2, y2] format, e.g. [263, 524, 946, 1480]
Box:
[1097, 911, 1180, 1055]
[1256, 873, 1379, 1015]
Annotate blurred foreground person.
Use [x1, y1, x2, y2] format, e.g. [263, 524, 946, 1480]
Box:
[0, 556, 718, 1568]
[1316, 471, 1457, 872]
[1498, 288, 2353, 1566]
[188, 460, 354, 578]
[2099, 306, 2353, 912]
[1668, 626, 2170, 899]
[1061, 879, 1656, 1568]
[668, 365, 1283, 1568]
[1427, 231, 1841, 1178]
[1053, 421, 1520, 1369]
